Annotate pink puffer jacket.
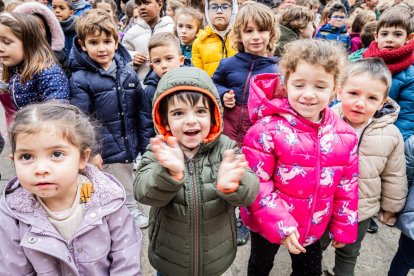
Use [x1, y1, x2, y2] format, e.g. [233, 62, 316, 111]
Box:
[241, 73, 359, 246]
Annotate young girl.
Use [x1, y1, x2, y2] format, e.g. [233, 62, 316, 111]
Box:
[213, 2, 279, 246]
[349, 10, 375, 53]
[122, 0, 174, 83]
[166, 0, 183, 17]
[0, 102, 142, 275]
[241, 39, 359, 275]
[0, 12, 69, 109]
[93, 0, 118, 22]
[175, 6, 204, 66]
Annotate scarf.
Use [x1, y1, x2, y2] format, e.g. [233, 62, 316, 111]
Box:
[59, 15, 76, 32]
[363, 40, 414, 74]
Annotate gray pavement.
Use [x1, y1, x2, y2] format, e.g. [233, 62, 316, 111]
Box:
[0, 104, 412, 275]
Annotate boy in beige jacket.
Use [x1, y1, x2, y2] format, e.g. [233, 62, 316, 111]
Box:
[322, 58, 408, 276]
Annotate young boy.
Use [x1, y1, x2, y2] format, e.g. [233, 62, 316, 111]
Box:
[69, 10, 149, 228]
[134, 66, 259, 275]
[141, 32, 184, 152]
[322, 58, 408, 276]
[315, 3, 351, 52]
[192, 0, 238, 76]
[52, 0, 76, 56]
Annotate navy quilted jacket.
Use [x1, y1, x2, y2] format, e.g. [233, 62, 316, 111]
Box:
[69, 38, 144, 164]
[10, 63, 69, 109]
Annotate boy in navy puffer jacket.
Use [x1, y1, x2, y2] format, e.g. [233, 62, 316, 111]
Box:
[69, 10, 149, 228]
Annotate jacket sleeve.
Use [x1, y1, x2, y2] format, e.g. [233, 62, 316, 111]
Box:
[240, 122, 299, 244]
[212, 60, 231, 103]
[134, 148, 185, 207]
[108, 205, 143, 275]
[215, 137, 260, 207]
[192, 37, 204, 70]
[329, 139, 359, 244]
[380, 128, 408, 213]
[69, 74, 93, 115]
[134, 81, 146, 155]
[0, 214, 34, 275]
[38, 66, 70, 104]
[139, 85, 156, 154]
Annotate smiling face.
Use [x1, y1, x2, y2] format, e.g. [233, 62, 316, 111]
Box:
[176, 14, 199, 45]
[52, 0, 74, 21]
[80, 31, 118, 70]
[376, 26, 408, 50]
[165, 94, 212, 156]
[137, 0, 162, 28]
[240, 20, 270, 56]
[339, 73, 387, 129]
[12, 126, 89, 210]
[286, 61, 335, 122]
[0, 24, 24, 67]
[208, 0, 232, 31]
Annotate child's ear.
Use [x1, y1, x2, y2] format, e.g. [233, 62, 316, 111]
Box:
[79, 39, 87, 51]
[179, 55, 185, 66]
[374, 32, 378, 42]
[79, 148, 92, 170]
[9, 154, 14, 161]
[69, 10, 74, 17]
[406, 33, 414, 43]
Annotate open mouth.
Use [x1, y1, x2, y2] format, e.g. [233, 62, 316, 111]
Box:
[184, 130, 200, 137]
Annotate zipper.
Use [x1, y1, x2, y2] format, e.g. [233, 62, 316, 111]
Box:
[236, 59, 255, 145]
[304, 127, 323, 241]
[11, 77, 18, 108]
[357, 121, 373, 149]
[189, 158, 200, 276]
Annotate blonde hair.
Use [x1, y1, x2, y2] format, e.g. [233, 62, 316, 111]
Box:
[280, 39, 347, 89]
[231, 2, 280, 54]
[0, 13, 56, 83]
[148, 32, 181, 56]
[75, 9, 119, 44]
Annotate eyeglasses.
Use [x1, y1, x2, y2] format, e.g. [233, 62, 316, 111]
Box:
[331, 15, 346, 20]
[208, 3, 232, 12]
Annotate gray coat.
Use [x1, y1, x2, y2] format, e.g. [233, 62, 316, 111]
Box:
[0, 165, 142, 275]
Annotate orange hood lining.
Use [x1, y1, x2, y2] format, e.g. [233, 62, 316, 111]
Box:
[152, 85, 222, 144]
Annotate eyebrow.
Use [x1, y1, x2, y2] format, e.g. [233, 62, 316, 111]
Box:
[15, 144, 71, 153]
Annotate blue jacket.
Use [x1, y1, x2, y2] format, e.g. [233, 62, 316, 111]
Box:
[212, 52, 279, 105]
[140, 70, 160, 152]
[397, 135, 414, 239]
[315, 23, 351, 51]
[10, 63, 69, 109]
[389, 65, 414, 141]
[69, 38, 144, 164]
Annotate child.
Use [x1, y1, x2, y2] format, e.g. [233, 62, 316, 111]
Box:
[241, 39, 358, 275]
[93, 0, 118, 22]
[212, 2, 279, 246]
[134, 66, 259, 275]
[0, 102, 142, 274]
[69, 10, 148, 228]
[295, 0, 321, 26]
[348, 20, 377, 62]
[362, 0, 380, 19]
[323, 58, 407, 276]
[349, 10, 375, 52]
[0, 12, 69, 109]
[275, 5, 315, 56]
[166, 0, 183, 17]
[122, 0, 174, 84]
[52, 0, 76, 56]
[315, 3, 351, 52]
[141, 32, 184, 153]
[175, 7, 204, 66]
[192, 0, 238, 76]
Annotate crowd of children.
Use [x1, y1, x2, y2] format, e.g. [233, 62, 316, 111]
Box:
[0, 0, 413, 275]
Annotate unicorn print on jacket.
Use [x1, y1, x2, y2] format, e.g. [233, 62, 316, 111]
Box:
[258, 131, 274, 153]
[254, 161, 271, 181]
[312, 202, 330, 225]
[338, 202, 358, 225]
[338, 174, 358, 192]
[320, 130, 338, 154]
[320, 168, 335, 187]
[277, 164, 306, 184]
[276, 120, 299, 146]
[277, 221, 297, 238]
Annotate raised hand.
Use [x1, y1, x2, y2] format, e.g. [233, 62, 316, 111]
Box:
[223, 90, 236, 108]
[281, 229, 306, 254]
[150, 135, 185, 180]
[133, 52, 148, 66]
[217, 150, 248, 194]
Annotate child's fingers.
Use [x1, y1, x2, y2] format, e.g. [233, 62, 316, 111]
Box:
[166, 136, 180, 149]
[222, 149, 235, 163]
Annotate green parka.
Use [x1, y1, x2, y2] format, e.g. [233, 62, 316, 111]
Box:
[134, 67, 259, 276]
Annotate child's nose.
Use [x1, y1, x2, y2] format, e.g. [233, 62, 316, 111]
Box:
[34, 162, 51, 176]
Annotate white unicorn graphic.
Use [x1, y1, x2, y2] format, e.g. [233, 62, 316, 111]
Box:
[276, 121, 299, 146]
[303, 235, 318, 246]
[338, 174, 358, 192]
[258, 132, 274, 153]
[338, 202, 358, 225]
[277, 165, 306, 184]
[312, 202, 330, 225]
[319, 124, 333, 134]
[277, 221, 297, 238]
[260, 116, 271, 125]
[282, 200, 295, 213]
[254, 161, 270, 181]
[259, 192, 279, 208]
[281, 113, 297, 126]
[320, 132, 338, 154]
[320, 168, 335, 187]
[253, 105, 266, 118]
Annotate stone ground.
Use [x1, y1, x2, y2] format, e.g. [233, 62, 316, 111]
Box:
[0, 105, 412, 276]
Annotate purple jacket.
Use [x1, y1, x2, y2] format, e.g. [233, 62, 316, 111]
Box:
[0, 165, 142, 275]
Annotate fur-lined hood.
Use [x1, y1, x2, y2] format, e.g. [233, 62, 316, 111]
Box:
[14, 2, 65, 51]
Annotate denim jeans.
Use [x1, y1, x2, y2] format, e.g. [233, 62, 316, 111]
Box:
[389, 233, 414, 276]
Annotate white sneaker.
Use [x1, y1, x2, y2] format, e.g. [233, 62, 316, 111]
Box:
[129, 207, 149, 228]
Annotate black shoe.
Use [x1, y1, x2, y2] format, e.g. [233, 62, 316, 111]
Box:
[237, 217, 249, 246]
[367, 218, 378, 234]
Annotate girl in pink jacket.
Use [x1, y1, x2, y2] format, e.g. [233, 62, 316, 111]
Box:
[241, 39, 359, 275]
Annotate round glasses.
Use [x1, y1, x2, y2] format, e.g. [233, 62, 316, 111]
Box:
[208, 3, 232, 12]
